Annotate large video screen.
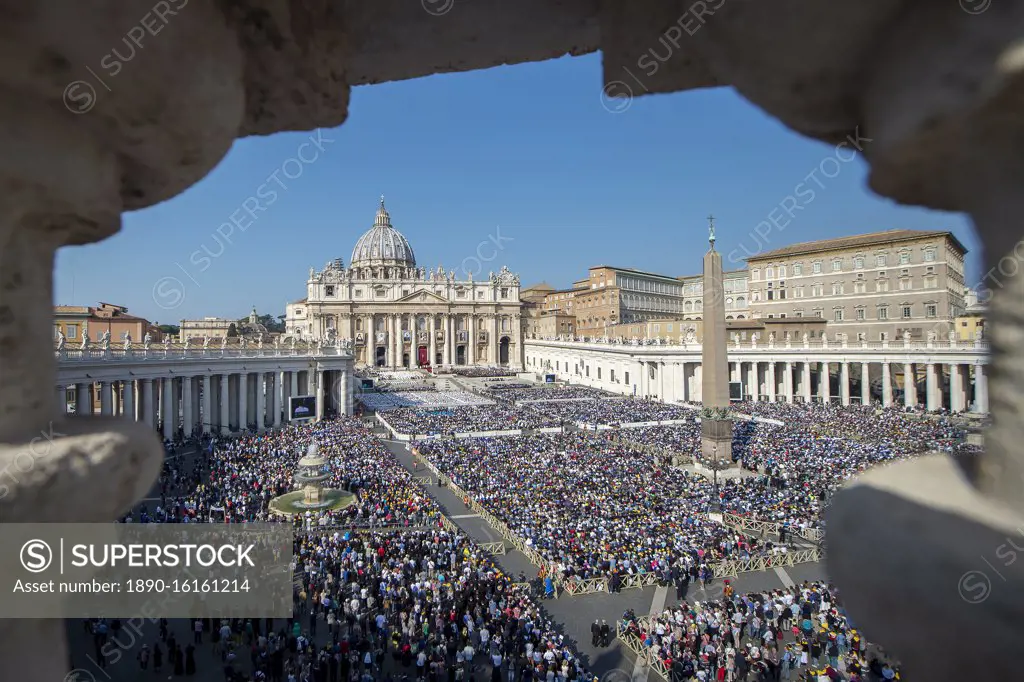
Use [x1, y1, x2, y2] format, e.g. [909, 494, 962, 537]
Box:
[729, 381, 743, 402]
[289, 395, 316, 420]
[360, 378, 374, 389]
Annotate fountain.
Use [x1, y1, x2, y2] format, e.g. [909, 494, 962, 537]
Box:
[268, 440, 357, 517]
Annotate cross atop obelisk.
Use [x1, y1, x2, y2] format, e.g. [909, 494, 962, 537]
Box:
[707, 214, 716, 249]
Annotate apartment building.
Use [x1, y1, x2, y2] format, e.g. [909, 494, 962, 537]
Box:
[54, 302, 161, 343]
[678, 270, 751, 320]
[574, 265, 686, 335]
[745, 229, 967, 341]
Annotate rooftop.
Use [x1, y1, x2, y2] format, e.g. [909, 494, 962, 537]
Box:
[746, 229, 967, 261]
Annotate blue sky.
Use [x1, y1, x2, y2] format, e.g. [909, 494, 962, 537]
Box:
[54, 53, 979, 325]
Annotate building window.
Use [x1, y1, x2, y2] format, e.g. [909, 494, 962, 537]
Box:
[611, 369, 616, 382]
[899, 251, 911, 265]
[834, 309, 844, 322]
[924, 248, 936, 262]
[926, 304, 937, 318]
[67, 325, 78, 339]
[667, 324, 673, 332]
[624, 371, 629, 384]
[812, 261, 822, 274]
[779, 313, 786, 319]
[856, 308, 866, 320]
[854, 282, 866, 294]
[832, 259, 842, 272]
[597, 367, 602, 379]
[831, 283, 841, 296]
[501, 287, 509, 299]
[766, 267, 775, 279]
[751, 269, 760, 281]
[779, 265, 787, 278]
[877, 279, 889, 293]
[902, 305, 912, 318]
[877, 254, 887, 266]
[353, 289, 362, 298]
[793, 264, 803, 276]
[457, 290, 467, 298]
[899, 278, 912, 291]
[854, 256, 864, 269]
[795, 311, 803, 318]
[325, 285, 335, 297]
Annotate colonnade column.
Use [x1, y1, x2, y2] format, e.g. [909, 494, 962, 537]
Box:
[802, 362, 812, 402]
[239, 373, 249, 431]
[840, 362, 851, 406]
[201, 375, 211, 434]
[926, 363, 941, 412]
[747, 362, 758, 401]
[821, 362, 831, 404]
[468, 315, 476, 365]
[949, 364, 966, 413]
[140, 380, 153, 426]
[882, 363, 893, 407]
[122, 379, 134, 422]
[99, 376, 112, 413]
[767, 362, 777, 402]
[973, 364, 988, 413]
[784, 362, 794, 403]
[220, 375, 231, 434]
[256, 373, 266, 430]
[179, 376, 191, 436]
[162, 378, 174, 440]
[904, 362, 917, 408]
[861, 362, 871, 406]
[395, 314, 404, 369]
[74, 383, 91, 415]
[315, 370, 325, 421]
[428, 315, 437, 367]
[445, 314, 453, 366]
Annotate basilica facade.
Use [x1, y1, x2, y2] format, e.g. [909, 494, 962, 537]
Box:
[284, 198, 523, 370]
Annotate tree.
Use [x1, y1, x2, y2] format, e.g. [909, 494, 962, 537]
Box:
[227, 323, 238, 337]
[158, 324, 180, 335]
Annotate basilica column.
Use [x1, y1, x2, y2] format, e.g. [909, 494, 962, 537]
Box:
[290, 371, 299, 402]
[882, 363, 893, 407]
[182, 376, 194, 436]
[315, 370, 325, 421]
[512, 313, 523, 370]
[340, 369, 350, 416]
[364, 315, 374, 366]
[410, 317, 419, 370]
[256, 372, 266, 430]
[428, 315, 437, 367]
[239, 373, 249, 430]
[746, 362, 758, 401]
[393, 314, 402, 369]
[767, 362, 777, 402]
[861, 362, 871, 406]
[445, 314, 453, 366]
[468, 314, 476, 365]
[490, 314, 499, 365]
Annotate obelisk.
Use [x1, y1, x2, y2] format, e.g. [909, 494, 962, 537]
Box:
[701, 216, 733, 465]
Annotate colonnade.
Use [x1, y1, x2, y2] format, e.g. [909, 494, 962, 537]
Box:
[60, 364, 354, 437]
[355, 311, 521, 369]
[526, 339, 990, 414]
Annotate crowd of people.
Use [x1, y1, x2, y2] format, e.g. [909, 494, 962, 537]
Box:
[360, 391, 496, 413]
[521, 399, 695, 426]
[382, 405, 559, 436]
[416, 433, 784, 582]
[622, 580, 898, 681]
[486, 386, 616, 404]
[450, 368, 519, 378]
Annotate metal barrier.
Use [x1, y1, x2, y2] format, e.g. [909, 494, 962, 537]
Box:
[720, 512, 824, 545]
[712, 547, 822, 578]
[616, 620, 670, 682]
[479, 541, 507, 555]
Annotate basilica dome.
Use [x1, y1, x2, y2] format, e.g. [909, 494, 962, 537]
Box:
[350, 197, 416, 268]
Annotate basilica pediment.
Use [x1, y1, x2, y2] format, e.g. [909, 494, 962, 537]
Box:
[395, 289, 449, 304]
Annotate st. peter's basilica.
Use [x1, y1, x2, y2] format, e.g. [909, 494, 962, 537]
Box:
[284, 198, 523, 369]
